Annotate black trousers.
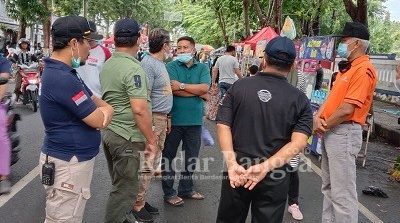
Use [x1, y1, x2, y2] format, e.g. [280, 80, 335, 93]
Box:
[216, 167, 290, 223]
[288, 169, 299, 205]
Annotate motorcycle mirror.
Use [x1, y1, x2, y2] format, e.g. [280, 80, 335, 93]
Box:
[0, 77, 9, 85]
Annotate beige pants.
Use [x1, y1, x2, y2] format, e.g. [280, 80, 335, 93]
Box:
[134, 113, 168, 209]
[39, 153, 95, 223]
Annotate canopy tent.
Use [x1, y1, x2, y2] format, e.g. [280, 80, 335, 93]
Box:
[244, 27, 278, 50]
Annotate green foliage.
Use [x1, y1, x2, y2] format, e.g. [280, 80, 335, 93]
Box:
[177, 2, 224, 46]
[5, 0, 49, 24]
[174, 0, 400, 54]
[177, 0, 255, 46]
[88, 0, 170, 28]
[53, 0, 82, 16]
[27, 0, 400, 54]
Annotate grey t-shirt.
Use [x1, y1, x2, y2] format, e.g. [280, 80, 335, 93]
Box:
[141, 55, 173, 114]
[215, 55, 240, 84]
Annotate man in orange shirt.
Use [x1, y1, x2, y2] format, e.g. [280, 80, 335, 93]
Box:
[314, 22, 377, 223]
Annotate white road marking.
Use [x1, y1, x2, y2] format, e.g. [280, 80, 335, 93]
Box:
[0, 165, 40, 208]
[0, 154, 387, 223]
[300, 154, 384, 223]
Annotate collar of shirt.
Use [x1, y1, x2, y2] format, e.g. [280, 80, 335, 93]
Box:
[43, 58, 83, 85]
[44, 58, 75, 73]
[256, 72, 287, 80]
[112, 52, 140, 64]
[350, 55, 370, 67]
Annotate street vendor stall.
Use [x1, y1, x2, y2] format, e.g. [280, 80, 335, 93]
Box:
[244, 27, 278, 50]
[238, 27, 278, 76]
[297, 35, 336, 156]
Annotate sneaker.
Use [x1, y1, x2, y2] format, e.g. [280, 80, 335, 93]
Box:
[0, 180, 11, 195]
[288, 204, 303, 220]
[144, 202, 159, 215]
[129, 207, 153, 223]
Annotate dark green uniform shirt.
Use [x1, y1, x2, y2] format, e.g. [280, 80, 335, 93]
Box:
[100, 52, 150, 142]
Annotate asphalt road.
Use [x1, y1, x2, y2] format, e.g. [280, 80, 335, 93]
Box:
[0, 106, 399, 223]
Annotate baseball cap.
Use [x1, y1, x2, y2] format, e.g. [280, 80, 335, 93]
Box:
[264, 36, 296, 64]
[88, 21, 104, 40]
[336, 21, 370, 40]
[52, 16, 92, 40]
[114, 18, 140, 37]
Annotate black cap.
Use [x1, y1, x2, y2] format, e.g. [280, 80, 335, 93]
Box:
[52, 16, 92, 40]
[264, 36, 296, 64]
[88, 21, 104, 40]
[337, 21, 370, 40]
[114, 18, 140, 38]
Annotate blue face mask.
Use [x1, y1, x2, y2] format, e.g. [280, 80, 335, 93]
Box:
[176, 53, 193, 63]
[337, 41, 357, 58]
[71, 47, 81, 68]
[337, 43, 349, 58]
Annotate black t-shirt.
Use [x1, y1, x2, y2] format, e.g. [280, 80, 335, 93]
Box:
[216, 72, 313, 159]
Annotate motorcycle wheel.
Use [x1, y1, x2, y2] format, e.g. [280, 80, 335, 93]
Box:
[29, 91, 38, 112]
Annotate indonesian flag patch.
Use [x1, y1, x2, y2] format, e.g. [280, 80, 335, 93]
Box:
[72, 90, 88, 106]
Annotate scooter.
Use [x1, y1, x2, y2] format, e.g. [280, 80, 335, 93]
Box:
[19, 63, 40, 112]
[0, 77, 21, 166]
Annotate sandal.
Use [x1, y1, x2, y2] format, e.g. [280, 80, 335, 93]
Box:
[179, 191, 205, 200]
[165, 196, 184, 207]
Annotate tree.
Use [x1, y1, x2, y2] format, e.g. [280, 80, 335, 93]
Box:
[53, 0, 82, 16]
[87, 0, 170, 36]
[369, 13, 400, 54]
[5, 0, 48, 39]
[40, 0, 51, 51]
[272, 0, 283, 33]
[243, 0, 250, 37]
[83, 0, 88, 18]
[342, 0, 368, 26]
[214, 1, 230, 44]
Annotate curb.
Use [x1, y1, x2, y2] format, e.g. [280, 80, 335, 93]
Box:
[374, 122, 400, 147]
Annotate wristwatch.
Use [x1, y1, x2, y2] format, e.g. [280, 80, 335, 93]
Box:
[179, 83, 186, 90]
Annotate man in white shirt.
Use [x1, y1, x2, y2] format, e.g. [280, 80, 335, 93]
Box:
[212, 45, 242, 97]
[76, 21, 112, 98]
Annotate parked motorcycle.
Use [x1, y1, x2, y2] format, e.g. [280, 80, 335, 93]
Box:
[19, 63, 40, 112]
[0, 77, 21, 166]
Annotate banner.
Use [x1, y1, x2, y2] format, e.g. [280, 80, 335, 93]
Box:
[302, 59, 319, 73]
[280, 16, 296, 40]
[243, 44, 252, 56]
[299, 36, 335, 61]
[255, 40, 267, 58]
